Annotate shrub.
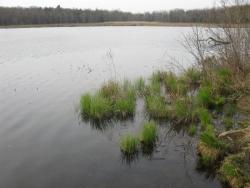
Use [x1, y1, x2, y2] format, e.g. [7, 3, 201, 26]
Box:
[120, 134, 139, 155]
[140, 121, 157, 146]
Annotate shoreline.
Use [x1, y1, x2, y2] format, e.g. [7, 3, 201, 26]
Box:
[0, 21, 211, 29]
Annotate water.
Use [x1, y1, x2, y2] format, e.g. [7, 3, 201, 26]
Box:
[0, 27, 222, 188]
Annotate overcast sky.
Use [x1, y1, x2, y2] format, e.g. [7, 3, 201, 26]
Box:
[0, 0, 217, 12]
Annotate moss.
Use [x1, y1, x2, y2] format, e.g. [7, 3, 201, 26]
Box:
[120, 134, 139, 155]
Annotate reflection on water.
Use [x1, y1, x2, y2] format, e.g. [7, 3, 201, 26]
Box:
[0, 27, 222, 188]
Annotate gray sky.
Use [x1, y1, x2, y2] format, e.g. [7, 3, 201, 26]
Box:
[0, 0, 217, 13]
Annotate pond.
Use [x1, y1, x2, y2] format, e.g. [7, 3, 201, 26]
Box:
[0, 26, 222, 188]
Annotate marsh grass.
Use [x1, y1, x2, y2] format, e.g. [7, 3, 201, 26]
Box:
[163, 72, 188, 98]
[223, 117, 234, 131]
[197, 108, 212, 128]
[196, 86, 213, 107]
[140, 121, 157, 146]
[200, 132, 224, 150]
[219, 153, 249, 188]
[174, 97, 196, 123]
[99, 81, 120, 99]
[188, 124, 197, 136]
[80, 94, 113, 120]
[120, 134, 139, 155]
[134, 77, 146, 96]
[80, 80, 137, 120]
[183, 68, 202, 88]
[145, 95, 169, 119]
[197, 125, 226, 168]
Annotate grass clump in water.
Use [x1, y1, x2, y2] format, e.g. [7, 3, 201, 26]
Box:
[140, 121, 157, 146]
[163, 72, 188, 98]
[145, 95, 169, 119]
[80, 80, 137, 121]
[134, 77, 146, 96]
[183, 68, 202, 88]
[223, 117, 234, 131]
[196, 86, 213, 107]
[197, 108, 212, 128]
[188, 124, 197, 136]
[80, 94, 112, 121]
[113, 93, 136, 118]
[174, 97, 196, 123]
[197, 124, 227, 167]
[219, 153, 250, 188]
[120, 134, 139, 155]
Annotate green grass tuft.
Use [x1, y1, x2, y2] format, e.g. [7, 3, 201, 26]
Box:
[196, 86, 213, 107]
[188, 124, 197, 136]
[140, 121, 157, 146]
[88, 95, 113, 120]
[223, 117, 234, 131]
[183, 68, 202, 87]
[99, 81, 120, 99]
[174, 97, 195, 123]
[120, 134, 139, 155]
[134, 77, 146, 95]
[200, 131, 225, 150]
[221, 163, 238, 177]
[80, 93, 92, 116]
[197, 108, 212, 127]
[145, 95, 169, 119]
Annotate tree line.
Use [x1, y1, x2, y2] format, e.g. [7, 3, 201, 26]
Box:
[0, 5, 249, 26]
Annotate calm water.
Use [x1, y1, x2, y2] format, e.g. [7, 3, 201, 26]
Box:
[0, 27, 222, 188]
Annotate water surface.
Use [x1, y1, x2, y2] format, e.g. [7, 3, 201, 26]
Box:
[0, 27, 222, 188]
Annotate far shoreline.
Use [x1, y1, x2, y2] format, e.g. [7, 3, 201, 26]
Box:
[0, 21, 212, 29]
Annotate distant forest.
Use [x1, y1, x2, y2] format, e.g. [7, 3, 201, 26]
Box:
[0, 5, 249, 25]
